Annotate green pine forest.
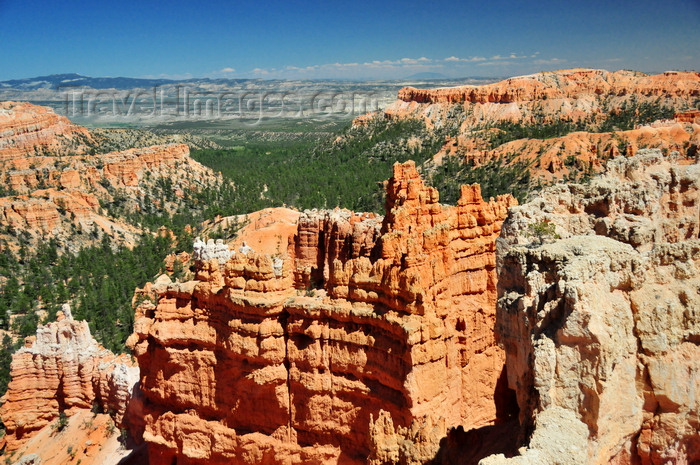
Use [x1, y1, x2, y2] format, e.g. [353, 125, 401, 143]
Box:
[2, 104, 671, 397]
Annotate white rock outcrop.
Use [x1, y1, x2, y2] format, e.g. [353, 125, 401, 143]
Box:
[487, 150, 700, 464]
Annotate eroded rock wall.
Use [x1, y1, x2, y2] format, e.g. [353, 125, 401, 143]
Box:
[438, 121, 700, 182]
[128, 161, 517, 465]
[0, 312, 139, 452]
[374, 69, 700, 182]
[0, 101, 93, 160]
[0, 102, 224, 253]
[487, 150, 699, 464]
[395, 69, 699, 108]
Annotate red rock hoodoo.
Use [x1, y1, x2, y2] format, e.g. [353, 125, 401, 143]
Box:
[0, 310, 140, 453]
[127, 161, 517, 465]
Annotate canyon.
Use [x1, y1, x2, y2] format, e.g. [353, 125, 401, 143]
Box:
[6, 149, 697, 464]
[0, 101, 223, 253]
[127, 161, 517, 464]
[1, 69, 699, 464]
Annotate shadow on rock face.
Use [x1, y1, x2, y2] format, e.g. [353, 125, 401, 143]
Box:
[116, 443, 149, 465]
[430, 419, 522, 465]
[431, 365, 523, 465]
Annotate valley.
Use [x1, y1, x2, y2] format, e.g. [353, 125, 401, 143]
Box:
[0, 68, 698, 464]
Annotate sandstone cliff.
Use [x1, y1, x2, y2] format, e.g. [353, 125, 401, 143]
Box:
[127, 161, 518, 465]
[0, 102, 223, 253]
[0, 310, 140, 454]
[368, 69, 700, 182]
[437, 120, 700, 182]
[485, 150, 699, 464]
[394, 69, 699, 109]
[0, 102, 93, 161]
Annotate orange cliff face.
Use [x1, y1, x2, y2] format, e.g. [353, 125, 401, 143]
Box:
[675, 109, 700, 123]
[0, 101, 94, 160]
[370, 69, 700, 182]
[0, 310, 140, 454]
[0, 102, 223, 252]
[0, 143, 207, 251]
[438, 121, 700, 181]
[127, 161, 518, 465]
[395, 69, 700, 106]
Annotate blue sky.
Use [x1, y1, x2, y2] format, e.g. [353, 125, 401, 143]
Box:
[1, 0, 698, 80]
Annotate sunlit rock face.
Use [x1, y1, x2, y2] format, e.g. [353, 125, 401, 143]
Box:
[0, 101, 223, 252]
[128, 160, 518, 465]
[488, 150, 700, 464]
[0, 310, 139, 453]
[375, 69, 700, 182]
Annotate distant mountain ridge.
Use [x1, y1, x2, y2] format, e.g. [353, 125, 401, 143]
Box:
[0, 73, 252, 90]
[403, 72, 449, 79]
[0, 73, 500, 92]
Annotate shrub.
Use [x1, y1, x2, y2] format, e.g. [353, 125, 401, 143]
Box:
[526, 221, 560, 245]
[52, 411, 69, 433]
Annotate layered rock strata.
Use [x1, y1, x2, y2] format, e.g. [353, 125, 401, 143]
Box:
[436, 121, 700, 182]
[0, 311, 139, 452]
[0, 101, 93, 160]
[395, 69, 699, 108]
[0, 102, 223, 252]
[374, 69, 700, 181]
[0, 142, 215, 252]
[487, 150, 699, 464]
[128, 161, 518, 464]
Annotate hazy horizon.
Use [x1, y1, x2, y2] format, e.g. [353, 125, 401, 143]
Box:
[1, 0, 699, 81]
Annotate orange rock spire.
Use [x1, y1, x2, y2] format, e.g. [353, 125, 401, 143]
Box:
[128, 161, 517, 465]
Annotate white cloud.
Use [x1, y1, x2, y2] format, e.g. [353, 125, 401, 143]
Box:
[489, 53, 527, 60]
[444, 56, 487, 63]
[477, 60, 514, 66]
[533, 58, 567, 65]
[220, 67, 236, 73]
[140, 72, 194, 80]
[243, 51, 563, 78]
